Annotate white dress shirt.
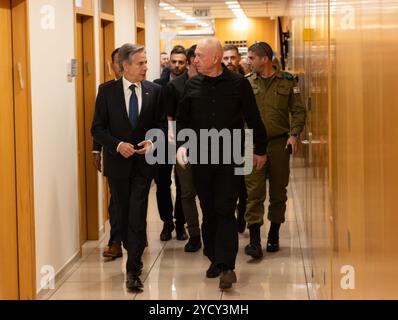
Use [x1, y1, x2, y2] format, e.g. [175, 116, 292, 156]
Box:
[117, 77, 153, 153]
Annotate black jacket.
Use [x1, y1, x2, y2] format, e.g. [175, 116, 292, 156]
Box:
[154, 70, 171, 87]
[176, 66, 267, 161]
[91, 78, 166, 178]
[164, 71, 189, 118]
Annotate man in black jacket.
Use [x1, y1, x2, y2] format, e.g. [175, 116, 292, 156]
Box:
[153, 45, 188, 242]
[164, 45, 202, 253]
[91, 43, 165, 292]
[92, 48, 124, 259]
[176, 38, 268, 290]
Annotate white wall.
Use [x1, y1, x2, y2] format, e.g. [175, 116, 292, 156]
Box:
[28, 0, 80, 292]
[29, 0, 139, 294]
[144, 0, 160, 81]
[114, 0, 136, 47]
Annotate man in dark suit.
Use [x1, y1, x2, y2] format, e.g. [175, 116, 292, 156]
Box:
[176, 38, 268, 290]
[153, 45, 188, 242]
[92, 48, 124, 259]
[91, 43, 165, 292]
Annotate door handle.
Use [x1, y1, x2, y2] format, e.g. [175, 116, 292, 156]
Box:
[17, 63, 25, 89]
[86, 62, 92, 76]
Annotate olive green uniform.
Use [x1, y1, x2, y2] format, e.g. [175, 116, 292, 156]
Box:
[245, 69, 306, 226]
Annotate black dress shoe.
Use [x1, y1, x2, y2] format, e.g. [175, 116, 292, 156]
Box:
[206, 262, 221, 278]
[184, 235, 202, 252]
[219, 269, 237, 289]
[160, 223, 174, 241]
[244, 243, 263, 259]
[176, 225, 188, 241]
[266, 239, 280, 252]
[126, 272, 143, 292]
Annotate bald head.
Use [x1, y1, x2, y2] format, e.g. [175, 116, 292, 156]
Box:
[194, 37, 224, 76]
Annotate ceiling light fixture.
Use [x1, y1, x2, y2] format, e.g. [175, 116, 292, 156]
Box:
[227, 1, 247, 20]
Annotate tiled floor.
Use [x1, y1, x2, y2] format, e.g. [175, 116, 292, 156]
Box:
[48, 183, 309, 300]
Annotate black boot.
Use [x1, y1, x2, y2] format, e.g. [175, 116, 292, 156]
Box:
[244, 224, 263, 259]
[267, 222, 280, 252]
[176, 224, 188, 241]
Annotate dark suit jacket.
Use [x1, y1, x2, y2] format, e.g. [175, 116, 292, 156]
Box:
[153, 72, 170, 87]
[92, 80, 116, 153]
[91, 78, 166, 179]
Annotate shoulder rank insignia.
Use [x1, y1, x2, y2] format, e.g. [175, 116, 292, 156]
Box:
[282, 71, 293, 80]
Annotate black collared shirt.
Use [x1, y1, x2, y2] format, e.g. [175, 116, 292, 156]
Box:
[165, 71, 189, 118]
[176, 66, 267, 156]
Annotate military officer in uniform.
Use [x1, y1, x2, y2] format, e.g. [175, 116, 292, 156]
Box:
[244, 42, 306, 259]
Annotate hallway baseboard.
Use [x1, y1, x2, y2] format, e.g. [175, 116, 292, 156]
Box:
[36, 251, 81, 300]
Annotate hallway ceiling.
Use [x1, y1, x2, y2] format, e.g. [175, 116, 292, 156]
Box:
[159, 0, 288, 20]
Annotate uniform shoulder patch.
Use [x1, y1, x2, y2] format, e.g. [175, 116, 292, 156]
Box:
[282, 71, 293, 80]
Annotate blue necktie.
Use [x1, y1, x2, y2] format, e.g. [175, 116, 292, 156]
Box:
[129, 84, 139, 129]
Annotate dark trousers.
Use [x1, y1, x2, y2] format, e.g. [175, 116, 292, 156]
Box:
[175, 163, 200, 237]
[192, 164, 240, 270]
[237, 176, 247, 216]
[154, 163, 185, 227]
[107, 195, 122, 246]
[108, 174, 151, 274]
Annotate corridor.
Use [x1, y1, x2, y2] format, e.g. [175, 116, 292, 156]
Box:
[46, 183, 309, 300]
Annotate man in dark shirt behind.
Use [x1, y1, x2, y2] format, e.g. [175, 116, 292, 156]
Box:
[153, 46, 188, 242]
[164, 45, 202, 253]
[176, 38, 268, 290]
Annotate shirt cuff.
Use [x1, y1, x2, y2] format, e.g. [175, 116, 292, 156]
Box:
[116, 142, 124, 153]
[149, 140, 154, 151]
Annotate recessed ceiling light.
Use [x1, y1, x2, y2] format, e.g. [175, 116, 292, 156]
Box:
[228, 4, 240, 9]
[159, 2, 168, 7]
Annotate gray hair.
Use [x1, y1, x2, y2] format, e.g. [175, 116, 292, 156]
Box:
[118, 43, 145, 72]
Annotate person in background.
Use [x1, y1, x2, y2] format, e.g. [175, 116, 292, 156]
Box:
[92, 48, 123, 259]
[160, 51, 169, 75]
[164, 45, 202, 252]
[222, 44, 245, 75]
[239, 57, 251, 76]
[244, 42, 306, 259]
[154, 45, 188, 242]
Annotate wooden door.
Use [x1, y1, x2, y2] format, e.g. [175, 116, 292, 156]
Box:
[75, 14, 99, 244]
[0, 0, 35, 299]
[0, 0, 19, 299]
